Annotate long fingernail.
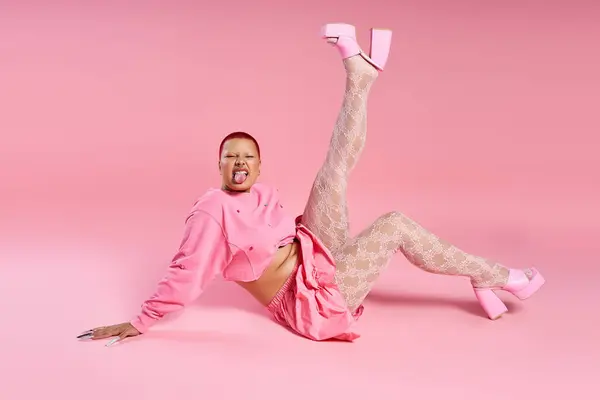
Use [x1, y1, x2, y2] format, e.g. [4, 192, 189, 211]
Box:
[77, 333, 93, 340]
[105, 338, 119, 347]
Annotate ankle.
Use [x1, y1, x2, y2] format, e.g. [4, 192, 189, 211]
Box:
[344, 56, 379, 77]
[470, 265, 511, 288]
[471, 267, 534, 289]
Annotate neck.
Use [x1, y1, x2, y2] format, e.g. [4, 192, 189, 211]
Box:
[222, 185, 251, 194]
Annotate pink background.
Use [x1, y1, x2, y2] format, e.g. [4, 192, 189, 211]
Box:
[1, 0, 598, 399]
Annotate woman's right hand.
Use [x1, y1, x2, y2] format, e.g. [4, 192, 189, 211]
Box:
[77, 322, 141, 346]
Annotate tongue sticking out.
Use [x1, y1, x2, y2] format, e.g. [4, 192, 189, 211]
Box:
[233, 171, 248, 184]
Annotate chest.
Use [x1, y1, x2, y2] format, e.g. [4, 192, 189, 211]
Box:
[222, 189, 295, 246]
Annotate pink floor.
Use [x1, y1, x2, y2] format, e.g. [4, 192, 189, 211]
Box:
[1, 1, 599, 399]
[2, 196, 598, 398]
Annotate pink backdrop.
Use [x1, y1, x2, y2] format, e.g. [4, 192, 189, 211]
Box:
[1, 1, 598, 399]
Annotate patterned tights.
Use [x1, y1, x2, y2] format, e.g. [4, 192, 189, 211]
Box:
[301, 55, 527, 313]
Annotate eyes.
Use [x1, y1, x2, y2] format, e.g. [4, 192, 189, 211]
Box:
[225, 155, 255, 159]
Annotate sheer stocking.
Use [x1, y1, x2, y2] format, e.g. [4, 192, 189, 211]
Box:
[301, 55, 377, 253]
[301, 52, 525, 314]
[331, 212, 532, 313]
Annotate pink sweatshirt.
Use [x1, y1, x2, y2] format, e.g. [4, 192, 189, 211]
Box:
[129, 183, 297, 333]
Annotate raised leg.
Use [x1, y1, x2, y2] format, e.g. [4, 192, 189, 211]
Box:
[332, 211, 537, 314]
[301, 56, 378, 253]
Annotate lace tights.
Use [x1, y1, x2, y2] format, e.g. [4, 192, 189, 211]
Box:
[301, 55, 520, 313]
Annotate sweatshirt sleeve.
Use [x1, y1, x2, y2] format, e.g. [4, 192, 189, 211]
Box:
[129, 210, 230, 333]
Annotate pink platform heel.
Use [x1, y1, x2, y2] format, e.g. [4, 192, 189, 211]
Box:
[473, 268, 545, 320]
[320, 23, 392, 71]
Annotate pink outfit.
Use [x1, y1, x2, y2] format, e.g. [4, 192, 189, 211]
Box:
[267, 222, 362, 341]
[129, 183, 362, 341]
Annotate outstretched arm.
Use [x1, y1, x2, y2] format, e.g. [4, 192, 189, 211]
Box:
[129, 210, 231, 333]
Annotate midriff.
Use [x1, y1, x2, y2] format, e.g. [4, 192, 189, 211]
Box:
[236, 241, 300, 306]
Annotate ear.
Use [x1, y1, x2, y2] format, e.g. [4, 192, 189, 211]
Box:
[218, 160, 222, 175]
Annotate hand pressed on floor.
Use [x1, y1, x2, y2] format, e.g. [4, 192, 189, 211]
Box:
[77, 322, 141, 347]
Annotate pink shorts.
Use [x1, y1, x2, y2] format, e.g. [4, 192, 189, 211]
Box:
[266, 221, 364, 342]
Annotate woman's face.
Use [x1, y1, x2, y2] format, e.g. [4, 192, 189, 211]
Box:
[219, 138, 261, 192]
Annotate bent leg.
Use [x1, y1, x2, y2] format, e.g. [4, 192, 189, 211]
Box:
[301, 56, 378, 253]
[333, 211, 516, 313]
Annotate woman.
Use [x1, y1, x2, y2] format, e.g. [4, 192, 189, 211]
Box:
[78, 22, 545, 346]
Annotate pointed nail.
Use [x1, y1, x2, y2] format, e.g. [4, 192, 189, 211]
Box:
[77, 333, 93, 340]
[105, 338, 119, 347]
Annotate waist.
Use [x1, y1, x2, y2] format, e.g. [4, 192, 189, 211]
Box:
[236, 240, 300, 305]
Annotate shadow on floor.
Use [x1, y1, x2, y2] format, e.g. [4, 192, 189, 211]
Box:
[190, 280, 272, 319]
[191, 278, 524, 321]
[364, 291, 523, 318]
